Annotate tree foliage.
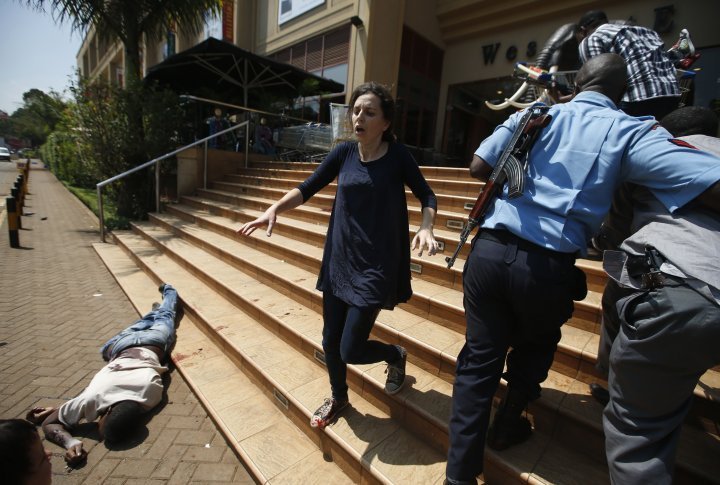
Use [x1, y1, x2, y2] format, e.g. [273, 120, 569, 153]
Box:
[42, 77, 186, 222]
[2, 88, 67, 147]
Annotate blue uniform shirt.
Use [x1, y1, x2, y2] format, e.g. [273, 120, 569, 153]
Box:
[475, 91, 720, 255]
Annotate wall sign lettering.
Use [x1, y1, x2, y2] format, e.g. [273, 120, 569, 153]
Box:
[482, 43, 501, 65]
[483, 41, 538, 64]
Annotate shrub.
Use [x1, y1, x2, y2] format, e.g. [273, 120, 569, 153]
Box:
[45, 76, 186, 221]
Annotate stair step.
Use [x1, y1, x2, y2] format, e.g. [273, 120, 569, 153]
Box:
[246, 160, 479, 184]
[197, 186, 472, 236]
[237, 164, 483, 197]
[93, 242, 352, 483]
[196, 189, 469, 237]
[181, 194, 470, 265]
[190, 187, 610, 290]
[222, 174, 477, 214]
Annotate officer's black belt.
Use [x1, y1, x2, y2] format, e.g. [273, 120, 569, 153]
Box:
[478, 228, 577, 261]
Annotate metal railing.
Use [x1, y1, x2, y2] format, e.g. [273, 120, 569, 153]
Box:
[179, 94, 310, 125]
[96, 120, 249, 243]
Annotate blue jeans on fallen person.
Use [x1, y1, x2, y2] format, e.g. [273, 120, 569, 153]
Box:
[100, 285, 178, 361]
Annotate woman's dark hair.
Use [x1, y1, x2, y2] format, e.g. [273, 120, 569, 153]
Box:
[0, 418, 40, 485]
[348, 81, 396, 142]
[661, 106, 719, 137]
[103, 400, 145, 443]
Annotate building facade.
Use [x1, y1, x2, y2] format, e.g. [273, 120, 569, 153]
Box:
[77, 0, 720, 166]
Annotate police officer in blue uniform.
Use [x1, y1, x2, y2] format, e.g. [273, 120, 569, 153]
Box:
[444, 53, 720, 484]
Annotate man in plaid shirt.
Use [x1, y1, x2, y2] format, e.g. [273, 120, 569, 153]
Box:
[577, 10, 680, 120]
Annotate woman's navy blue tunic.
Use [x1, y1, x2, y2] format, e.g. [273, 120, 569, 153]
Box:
[298, 141, 437, 309]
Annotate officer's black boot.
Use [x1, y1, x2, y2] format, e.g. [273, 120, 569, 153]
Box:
[487, 387, 532, 450]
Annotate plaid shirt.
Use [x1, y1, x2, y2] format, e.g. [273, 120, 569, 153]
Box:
[579, 23, 679, 103]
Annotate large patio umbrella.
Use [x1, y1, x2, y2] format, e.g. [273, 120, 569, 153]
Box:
[144, 37, 344, 107]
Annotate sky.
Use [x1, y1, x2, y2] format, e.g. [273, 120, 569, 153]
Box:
[0, 2, 83, 115]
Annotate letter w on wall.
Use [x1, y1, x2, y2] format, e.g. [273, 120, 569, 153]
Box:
[482, 43, 501, 65]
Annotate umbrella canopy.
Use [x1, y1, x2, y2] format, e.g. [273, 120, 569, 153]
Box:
[144, 37, 344, 107]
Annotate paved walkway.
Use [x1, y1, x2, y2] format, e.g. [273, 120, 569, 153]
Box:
[0, 162, 253, 484]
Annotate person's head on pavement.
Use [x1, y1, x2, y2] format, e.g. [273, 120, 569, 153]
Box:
[98, 400, 146, 443]
[661, 106, 719, 137]
[0, 418, 52, 485]
[575, 52, 628, 105]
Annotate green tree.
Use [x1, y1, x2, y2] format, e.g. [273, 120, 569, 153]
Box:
[70, 79, 186, 219]
[9, 89, 66, 146]
[42, 76, 186, 222]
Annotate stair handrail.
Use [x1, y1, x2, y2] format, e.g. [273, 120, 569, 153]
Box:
[96, 120, 249, 243]
[179, 94, 311, 124]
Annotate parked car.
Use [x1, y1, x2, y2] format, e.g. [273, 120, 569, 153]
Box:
[0, 147, 11, 161]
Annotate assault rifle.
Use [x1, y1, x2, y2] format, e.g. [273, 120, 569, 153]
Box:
[445, 104, 552, 269]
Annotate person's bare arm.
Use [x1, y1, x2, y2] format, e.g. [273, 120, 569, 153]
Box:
[237, 188, 304, 237]
[38, 408, 87, 466]
[469, 155, 493, 181]
[411, 206, 439, 257]
[26, 406, 56, 425]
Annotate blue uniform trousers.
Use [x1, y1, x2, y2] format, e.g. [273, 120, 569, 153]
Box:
[446, 231, 579, 481]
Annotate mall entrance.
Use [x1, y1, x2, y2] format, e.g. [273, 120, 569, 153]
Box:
[442, 75, 533, 167]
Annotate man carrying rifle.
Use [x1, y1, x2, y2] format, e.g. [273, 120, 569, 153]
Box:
[444, 53, 720, 485]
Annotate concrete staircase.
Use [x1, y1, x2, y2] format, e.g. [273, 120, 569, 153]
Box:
[94, 160, 720, 484]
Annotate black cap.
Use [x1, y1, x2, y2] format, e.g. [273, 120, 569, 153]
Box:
[578, 10, 608, 29]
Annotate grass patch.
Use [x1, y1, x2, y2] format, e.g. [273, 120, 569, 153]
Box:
[64, 184, 130, 230]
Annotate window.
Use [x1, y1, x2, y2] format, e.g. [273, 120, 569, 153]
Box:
[321, 63, 348, 87]
[163, 30, 176, 60]
[269, 25, 349, 122]
[271, 25, 349, 92]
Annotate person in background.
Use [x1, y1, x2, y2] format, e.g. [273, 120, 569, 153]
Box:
[444, 54, 720, 485]
[207, 107, 234, 149]
[0, 418, 53, 485]
[577, 10, 680, 120]
[254, 117, 276, 156]
[238, 81, 439, 429]
[26, 284, 180, 467]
